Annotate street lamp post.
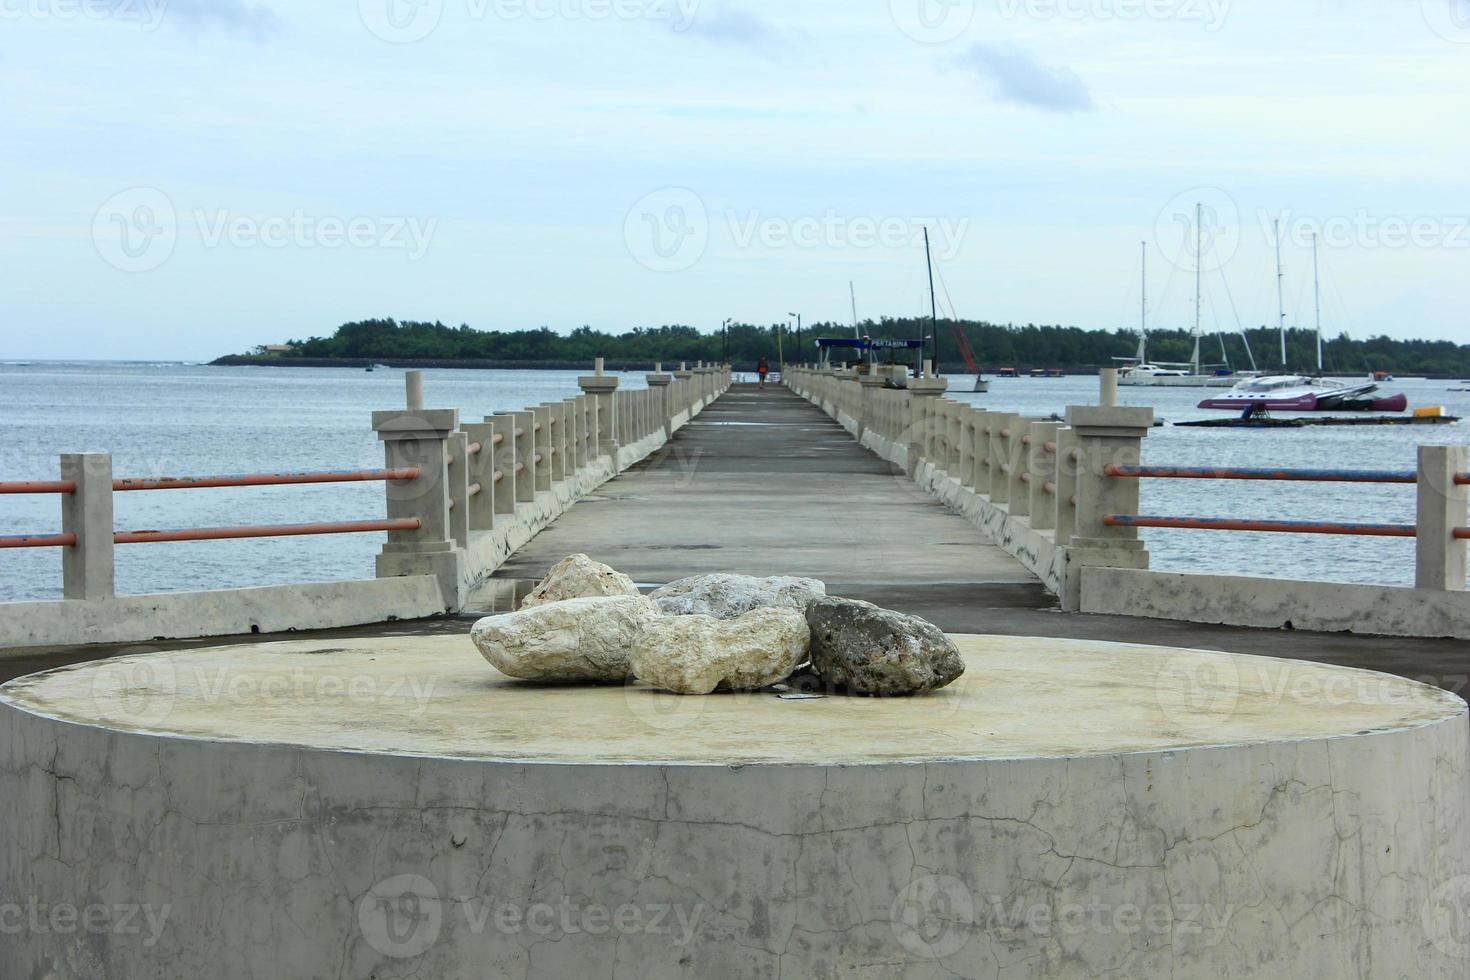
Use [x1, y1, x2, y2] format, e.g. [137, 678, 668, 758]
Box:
[788, 313, 801, 368]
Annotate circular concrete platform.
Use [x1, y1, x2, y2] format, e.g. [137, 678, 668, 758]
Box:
[2, 635, 1467, 978]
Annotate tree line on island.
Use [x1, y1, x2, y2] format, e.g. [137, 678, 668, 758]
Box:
[217, 317, 1470, 377]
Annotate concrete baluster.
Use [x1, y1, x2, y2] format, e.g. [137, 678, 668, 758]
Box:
[967, 410, 990, 492]
[461, 422, 497, 530]
[512, 410, 536, 503]
[373, 408, 464, 608]
[446, 431, 471, 548]
[1054, 428, 1079, 546]
[988, 412, 1017, 505]
[487, 416, 517, 515]
[405, 371, 424, 411]
[531, 406, 553, 492]
[1027, 421, 1065, 531]
[579, 360, 619, 463]
[1417, 445, 1469, 590]
[647, 367, 673, 439]
[1008, 421, 1034, 518]
[60, 452, 114, 600]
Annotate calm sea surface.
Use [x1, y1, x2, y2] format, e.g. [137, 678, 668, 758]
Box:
[1, 362, 1465, 601]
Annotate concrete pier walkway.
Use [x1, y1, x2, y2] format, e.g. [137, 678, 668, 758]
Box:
[487, 383, 1043, 608]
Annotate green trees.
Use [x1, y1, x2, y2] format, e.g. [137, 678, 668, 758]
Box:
[267, 317, 1470, 375]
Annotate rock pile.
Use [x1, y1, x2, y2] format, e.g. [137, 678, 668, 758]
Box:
[469, 555, 965, 697]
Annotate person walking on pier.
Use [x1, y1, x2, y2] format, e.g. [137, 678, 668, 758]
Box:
[757, 356, 769, 388]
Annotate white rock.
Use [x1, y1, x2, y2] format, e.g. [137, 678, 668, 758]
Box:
[631, 607, 811, 695]
[650, 573, 826, 619]
[521, 554, 640, 609]
[472, 596, 659, 682]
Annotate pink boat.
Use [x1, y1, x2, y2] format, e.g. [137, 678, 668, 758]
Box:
[1198, 375, 1404, 412]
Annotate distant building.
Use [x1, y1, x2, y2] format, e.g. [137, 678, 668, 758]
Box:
[263, 344, 295, 354]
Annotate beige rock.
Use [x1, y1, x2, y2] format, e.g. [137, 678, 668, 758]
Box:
[650, 573, 826, 619]
[631, 607, 810, 695]
[472, 596, 659, 682]
[521, 554, 640, 609]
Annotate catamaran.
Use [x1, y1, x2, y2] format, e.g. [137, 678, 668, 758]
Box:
[1198, 229, 1406, 412]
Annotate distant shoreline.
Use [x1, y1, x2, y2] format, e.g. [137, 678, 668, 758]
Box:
[210, 355, 711, 372]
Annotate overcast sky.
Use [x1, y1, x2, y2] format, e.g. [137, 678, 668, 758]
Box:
[3, 0, 1467, 360]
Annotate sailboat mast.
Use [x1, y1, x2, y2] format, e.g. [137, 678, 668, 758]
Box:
[1192, 203, 1202, 377]
[1138, 241, 1148, 362]
[1275, 218, 1287, 369]
[924, 227, 941, 378]
[1313, 232, 1323, 374]
[849, 281, 859, 339]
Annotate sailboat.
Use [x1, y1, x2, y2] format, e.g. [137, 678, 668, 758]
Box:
[1117, 231, 1237, 388]
[922, 228, 989, 392]
[1199, 231, 1406, 412]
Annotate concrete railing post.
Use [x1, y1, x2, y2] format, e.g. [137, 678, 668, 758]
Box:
[967, 410, 990, 493]
[405, 371, 424, 411]
[461, 422, 497, 530]
[373, 408, 463, 608]
[1062, 405, 1154, 610]
[60, 452, 114, 600]
[904, 379, 947, 474]
[511, 411, 536, 503]
[1099, 368, 1118, 408]
[857, 373, 885, 442]
[1006, 420, 1034, 518]
[579, 359, 620, 463]
[446, 431, 471, 548]
[988, 412, 1017, 505]
[487, 416, 517, 515]
[1417, 445, 1469, 591]
[532, 406, 553, 491]
[647, 367, 674, 439]
[1054, 427, 1079, 545]
[1028, 421, 1065, 531]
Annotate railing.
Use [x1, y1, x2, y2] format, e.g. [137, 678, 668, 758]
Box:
[1100, 462, 1470, 589]
[1, 359, 733, 635]
[784, 365, 1470, 607]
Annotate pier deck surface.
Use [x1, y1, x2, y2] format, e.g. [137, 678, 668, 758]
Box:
[5, 384, 1469, 702]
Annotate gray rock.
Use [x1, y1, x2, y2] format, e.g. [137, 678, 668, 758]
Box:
[650, 573, 826, 620]
[471, 595, 660, 682]
[631, 608, 810, 695]
[521, 554, 640, 609]
[805, 597, 965, 695]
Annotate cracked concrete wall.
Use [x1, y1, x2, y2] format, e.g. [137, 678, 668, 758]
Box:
[1, 693, 1465, 978]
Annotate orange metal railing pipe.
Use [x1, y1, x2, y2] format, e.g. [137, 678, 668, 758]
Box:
[112, 469, 420, 492]
[113, 518, 421, 545]
[0, 532, 77, 549]
[0, 481, 76, 495]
